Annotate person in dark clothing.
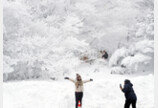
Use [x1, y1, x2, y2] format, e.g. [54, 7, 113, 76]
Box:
[102, 50, 108, 59]
[65, 74, 93, 108]
[120, 79, 137, 108]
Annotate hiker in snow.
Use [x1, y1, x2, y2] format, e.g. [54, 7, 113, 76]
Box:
[64, 74, 93, 108]
[120, 79, 137, 108]
[102, 50, 108, 59]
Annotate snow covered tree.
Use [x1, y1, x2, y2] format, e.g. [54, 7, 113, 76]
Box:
[3, 0, 154, 81]
[109, 11, 154, 74]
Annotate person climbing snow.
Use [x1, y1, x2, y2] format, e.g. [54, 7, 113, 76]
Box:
[64, 74, 93, 108]
[120, 79, 137, 108]
[102, 50, 108, 59]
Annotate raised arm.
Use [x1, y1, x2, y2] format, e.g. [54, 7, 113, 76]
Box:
[69, 78, 75, 83]
[64, 77, 75, 83]
[83, 79, 93, 83]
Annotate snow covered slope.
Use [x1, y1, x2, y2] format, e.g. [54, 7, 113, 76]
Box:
[3, 66, 154, 108]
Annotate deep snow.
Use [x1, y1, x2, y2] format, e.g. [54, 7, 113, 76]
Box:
[3, 65, 154, 108]
[3, 0, 154, 107]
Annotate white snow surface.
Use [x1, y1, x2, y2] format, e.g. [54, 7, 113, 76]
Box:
[3, 65, 154, 108]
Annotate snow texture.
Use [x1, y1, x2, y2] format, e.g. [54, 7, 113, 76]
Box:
[3, 0, 154, 80]
[3, 65, 154, 108]
[3, 0, 154, 107]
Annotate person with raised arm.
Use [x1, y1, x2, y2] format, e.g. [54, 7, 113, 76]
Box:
[120, 79, 137, 108]
[65, 73, 93, 108]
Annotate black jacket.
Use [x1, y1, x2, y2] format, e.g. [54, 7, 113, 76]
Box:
[102, 52, 108, 59]
[122, 82, 137, 100]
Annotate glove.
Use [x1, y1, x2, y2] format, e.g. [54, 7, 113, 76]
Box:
[64, 77, 69, 80]
[90, 79, 93, 81]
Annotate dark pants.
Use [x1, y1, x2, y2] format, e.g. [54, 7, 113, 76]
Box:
[75, 92, 83, 108]
[124, 100, 137, 108]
